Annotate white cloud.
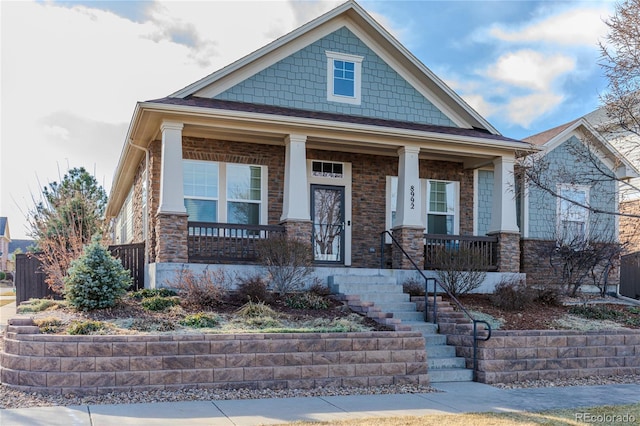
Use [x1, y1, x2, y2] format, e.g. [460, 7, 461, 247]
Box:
[43, 125, 70, 140]
[504, 92, 565, 128]
[489, 7, 611, 46]
[485, 49, 575, 91]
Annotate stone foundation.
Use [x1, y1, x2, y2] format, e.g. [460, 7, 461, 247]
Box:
[155, 213, 188, 263]
[488, 231, 520, 273]
[1, 319, 428, 395]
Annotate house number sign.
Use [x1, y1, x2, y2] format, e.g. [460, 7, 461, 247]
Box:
[410, 185, 415, 209]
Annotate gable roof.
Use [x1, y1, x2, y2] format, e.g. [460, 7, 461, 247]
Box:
[524, 117, 639, 180]
[170, 0, 499, 135]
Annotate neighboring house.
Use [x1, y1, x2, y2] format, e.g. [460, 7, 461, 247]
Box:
[105, 1, 531, 288]
[582, 107, 640, 254]
[520, 118, 638, 292]
[7, 239, 36, 273]
[0, 217, 10, 272]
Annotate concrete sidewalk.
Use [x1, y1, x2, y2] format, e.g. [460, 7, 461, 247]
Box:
[2, 382, 639, 425]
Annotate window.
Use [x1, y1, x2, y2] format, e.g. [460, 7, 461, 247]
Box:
[387, 177, 459, 234]
[557, 185, 589, 244]
[116, 188, 133, 243]
[326, 51, 363, 105]
[226, 164, 261, 225]
[183, 160, 219, 223]
[311, 161, 344, 179]
[427, 180, 457, 234]
[183, 160, 266, 225]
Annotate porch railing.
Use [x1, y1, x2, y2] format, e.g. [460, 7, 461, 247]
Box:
[187, 222, 285, 263]
[424, 234, 498, 272]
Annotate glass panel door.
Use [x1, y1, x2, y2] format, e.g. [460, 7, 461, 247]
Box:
[311, 185, 345, 263]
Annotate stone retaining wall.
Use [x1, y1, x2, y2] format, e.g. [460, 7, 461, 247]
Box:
[448, 329, 640, 384]
[1, 319, 428, 395]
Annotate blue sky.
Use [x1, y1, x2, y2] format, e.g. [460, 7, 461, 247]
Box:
[1, 0, 616, 238]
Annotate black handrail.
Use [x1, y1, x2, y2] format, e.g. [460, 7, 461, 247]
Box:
[380, 230, 492, 381]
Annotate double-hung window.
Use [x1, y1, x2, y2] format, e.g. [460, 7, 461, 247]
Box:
[557, 184, 589, 245]
[183, 160, 266, 225]
[326, 51, 363, 105]
[386, 176, 459, 234]
[226, 164, 262, 225]
[183, 161, 219, 223]
[427, 180, 457, 234]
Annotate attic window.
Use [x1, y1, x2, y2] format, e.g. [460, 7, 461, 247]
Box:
[326, 51, 363, 105]
[312, 161, 344, 178]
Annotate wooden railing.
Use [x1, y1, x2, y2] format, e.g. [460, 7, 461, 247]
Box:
[424, 234, 498, 272]
[187, 222, 285, 263]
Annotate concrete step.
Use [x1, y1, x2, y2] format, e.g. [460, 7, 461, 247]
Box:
[428, 368, 474, 383]
[369, 302, 417, 312]
[427, 357, 467, 369]
[425, 344, 457, 358]
[357, 293, 411, 304]
[329, 275, 397, 285]
[423, 334, 447, 346]
[332, 283, 405, 294]
[390, 311, 425, 321]
[402, 321, 439, 334]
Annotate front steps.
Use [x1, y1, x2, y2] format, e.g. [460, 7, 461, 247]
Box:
[329, 275, 473, 383]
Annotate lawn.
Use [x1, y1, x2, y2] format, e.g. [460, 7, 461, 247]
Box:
[279, 403, 639, 425]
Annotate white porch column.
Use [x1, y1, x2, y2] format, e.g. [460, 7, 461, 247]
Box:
[281, 134, 310, 221]
[488, 155, 519, 233]
[395, 146, 423, 227]
[157, 121, 186, 214]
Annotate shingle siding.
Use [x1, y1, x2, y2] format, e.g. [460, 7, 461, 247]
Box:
[216, 27, 454, 127]
[527, 136, 617, 242]
[477, 170, 493, 236]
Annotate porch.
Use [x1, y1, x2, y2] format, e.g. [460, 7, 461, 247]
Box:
[186, 221, 499, 271]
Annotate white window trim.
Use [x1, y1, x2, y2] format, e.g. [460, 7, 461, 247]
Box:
[183, 160, 268, 225]
[386, 177, 460, 238]
[325, 51, 363, 105]
[426, 179, 460, 235]
[556, 183, 590, 243]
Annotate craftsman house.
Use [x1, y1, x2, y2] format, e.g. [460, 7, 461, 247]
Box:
[106, 1, 532, 288]
[519, 117, 637, 292]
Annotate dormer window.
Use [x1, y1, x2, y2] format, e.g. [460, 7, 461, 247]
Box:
[326, 51, 363, 105]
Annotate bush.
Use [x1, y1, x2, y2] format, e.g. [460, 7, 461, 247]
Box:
[235, 274, 271, 303]
[285, 292, 330, 310]
[180, 313, 220, 328]
[17, 298, 64, 313]
[490, 277, 535, 311]
[308, 280, 331, 297]
[64, 236, 132, 311]
[258, 236, 313, 295]
[433, 245, 487, 296]
[402, 277, 425, 297]
[131, 288, 177, 300]
[534, 286, 562, 307]
[236, 299, 278, 318]
[0, 271, 6, 280]
[141, 296, 181, 311]
[68, 320, 109, 335]
[33, 317, 63, 333]
[167, 267, 229, 309]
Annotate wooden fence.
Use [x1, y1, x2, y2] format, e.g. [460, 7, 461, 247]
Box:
[620, 251, 640, 299]
[14, 243, 145, 303]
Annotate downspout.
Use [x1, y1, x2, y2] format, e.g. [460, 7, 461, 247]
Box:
[127, 138, 150, 264]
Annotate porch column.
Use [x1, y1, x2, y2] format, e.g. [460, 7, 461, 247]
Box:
[156, 121, 188, 263]
[487, 155, 520, 272]
[280, 134, 312, 243]
[392, 146, 425, 269]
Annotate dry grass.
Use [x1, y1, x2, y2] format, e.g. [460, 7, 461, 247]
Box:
[281, 403, 640, 425]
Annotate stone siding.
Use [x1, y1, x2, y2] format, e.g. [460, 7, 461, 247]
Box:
[490, 232, 520, 273]
[155, 213, 188, 263]
[1, 321, 428, 395]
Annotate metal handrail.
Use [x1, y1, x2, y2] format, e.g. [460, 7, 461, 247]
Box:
[380, 230, 492, 381]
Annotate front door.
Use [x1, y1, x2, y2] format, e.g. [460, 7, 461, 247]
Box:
[311, 185, 345, 264]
